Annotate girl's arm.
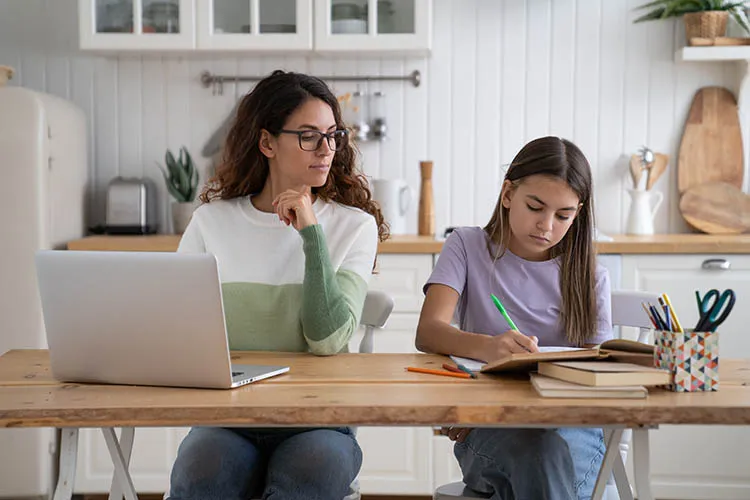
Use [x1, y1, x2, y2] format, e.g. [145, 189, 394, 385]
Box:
[416, 284, 538, 362]
[299, 220, 376, 356]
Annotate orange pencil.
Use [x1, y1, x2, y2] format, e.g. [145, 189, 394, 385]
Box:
[406, 366, 471, 379]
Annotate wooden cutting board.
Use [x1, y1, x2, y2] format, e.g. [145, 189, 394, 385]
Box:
[679, 182, 750, 234]
[678, 87, 744, 194]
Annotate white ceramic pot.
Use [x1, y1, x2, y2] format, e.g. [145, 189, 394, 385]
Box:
[172, 201, 198, 234]
[625, 189, 663, 235]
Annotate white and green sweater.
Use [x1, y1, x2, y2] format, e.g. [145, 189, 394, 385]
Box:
[177, 196, 378, 355]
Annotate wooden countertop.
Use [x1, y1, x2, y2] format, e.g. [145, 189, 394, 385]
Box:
[67, 233, 750, 254]
[2, 350, 750, 427]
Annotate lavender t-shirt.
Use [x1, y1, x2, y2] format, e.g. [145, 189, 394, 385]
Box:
[424, 226, 612, 347]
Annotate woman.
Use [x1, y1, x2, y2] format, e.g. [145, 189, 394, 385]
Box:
[168, 70, 388, 500]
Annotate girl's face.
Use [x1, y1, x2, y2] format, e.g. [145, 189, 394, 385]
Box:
[501, 174, 581, 261]
[260, 98, 340, 189]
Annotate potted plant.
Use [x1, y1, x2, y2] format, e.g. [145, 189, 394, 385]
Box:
[634, 0, 750, 43]
[157, 147, 199, 234]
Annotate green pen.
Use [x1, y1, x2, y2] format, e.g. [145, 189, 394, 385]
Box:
[491, 293, 518, 331]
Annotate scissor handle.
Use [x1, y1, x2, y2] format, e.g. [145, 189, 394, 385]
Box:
[700, 289, 736, 331]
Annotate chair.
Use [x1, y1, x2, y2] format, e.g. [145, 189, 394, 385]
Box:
[433, 290, 659, 500]
[161, 289, 395, 500]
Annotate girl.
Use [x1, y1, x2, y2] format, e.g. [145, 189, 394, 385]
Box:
[168, 70, 388, 500]
[416, 136, 612, 500]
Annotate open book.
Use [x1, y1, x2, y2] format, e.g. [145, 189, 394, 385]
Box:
[451, 339, 654, 374]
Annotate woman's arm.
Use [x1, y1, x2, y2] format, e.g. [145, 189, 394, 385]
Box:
[416, 284, 538, 362]
[299, 222, 375, 356]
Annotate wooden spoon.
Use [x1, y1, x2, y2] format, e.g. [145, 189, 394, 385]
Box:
[679, 182, 750, 234]
[629, 154, 643, 189]
[646, 153, 668, 190]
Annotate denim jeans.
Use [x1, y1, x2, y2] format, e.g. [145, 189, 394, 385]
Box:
[454, 427, 605, 500]
[167, 426, 362, 500]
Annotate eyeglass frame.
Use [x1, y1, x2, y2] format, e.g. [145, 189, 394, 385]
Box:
[278, 129, 349, 152]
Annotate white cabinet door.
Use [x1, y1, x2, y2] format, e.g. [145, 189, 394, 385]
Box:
[369, 254, 433, 314]
[196, 0, 312, 51]
[313, 0, 431, 55]
[79, 0, 195, 50]
[74, 427, 188, 494]
[622, 254, 750, 499]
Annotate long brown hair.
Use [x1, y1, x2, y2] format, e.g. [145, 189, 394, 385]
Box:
[484, 136, 596, 346]
[201, 70, 388, 243]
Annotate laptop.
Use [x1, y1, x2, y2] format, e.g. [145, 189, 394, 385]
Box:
[34, 250, 289, 389]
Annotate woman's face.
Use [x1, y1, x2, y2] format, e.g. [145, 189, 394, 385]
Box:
[501, 174, 581, 261]
[261, 98, 340, 189]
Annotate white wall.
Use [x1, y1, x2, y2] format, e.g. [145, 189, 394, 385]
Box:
[0, 0, 741, 235]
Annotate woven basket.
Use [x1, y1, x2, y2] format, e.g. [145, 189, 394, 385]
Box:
[684, 11, 729, 41]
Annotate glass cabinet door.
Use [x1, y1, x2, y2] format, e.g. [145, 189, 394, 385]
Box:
[315, 0, 430, 54]
[197, 0, 312, 50]
[80, 0, 195, 50]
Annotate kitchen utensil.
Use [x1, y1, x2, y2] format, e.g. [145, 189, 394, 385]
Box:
[679, 181, 750, 234]
[629, 154, 644, 189]
[678, 87, 744, 194]
[105, 176, 158, 234]
[646, 153, 668, 190]
[638, 145, 654, 167]
[625, 189, 663, 235]
[418, 161, 435, 236]
[371, 178, 413, 234]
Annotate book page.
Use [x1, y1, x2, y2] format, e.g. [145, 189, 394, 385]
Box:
[538, 346, 586, 353]
[449, 355, 485, 372]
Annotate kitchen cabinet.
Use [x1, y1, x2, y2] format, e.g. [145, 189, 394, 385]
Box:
[313, 0, 432, 55]
[79, 0, 431, 54]
[196, 0, 312, 51]
[622, 254, 750, 500]
[79, 0, 196, 50]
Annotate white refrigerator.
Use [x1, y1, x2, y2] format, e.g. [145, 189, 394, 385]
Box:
[0, 86, 88, 498]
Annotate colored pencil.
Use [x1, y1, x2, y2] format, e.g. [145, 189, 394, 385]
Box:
[407, 366, 471, 379]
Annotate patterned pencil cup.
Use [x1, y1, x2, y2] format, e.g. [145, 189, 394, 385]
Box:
[653, 329, 719, 392]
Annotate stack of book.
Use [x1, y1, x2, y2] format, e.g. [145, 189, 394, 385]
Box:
[531, 361, 671, 399]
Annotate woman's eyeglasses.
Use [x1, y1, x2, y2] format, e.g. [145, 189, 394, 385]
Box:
[279, 129, 349, 152]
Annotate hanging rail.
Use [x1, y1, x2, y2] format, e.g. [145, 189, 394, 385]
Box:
[200, 69, 421, 95]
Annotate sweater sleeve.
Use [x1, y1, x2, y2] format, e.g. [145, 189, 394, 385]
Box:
[299, 219, 377, 355]
[177, 212, 206, 253]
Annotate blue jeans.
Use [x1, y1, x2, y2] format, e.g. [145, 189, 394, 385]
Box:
[454, 427, 605, 500]
[168, 426, 362, 500]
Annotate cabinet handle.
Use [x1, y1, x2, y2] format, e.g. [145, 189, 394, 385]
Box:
[702, 258, 730, 270]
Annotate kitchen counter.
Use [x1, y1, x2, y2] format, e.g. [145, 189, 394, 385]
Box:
[66, 233, 750, 254]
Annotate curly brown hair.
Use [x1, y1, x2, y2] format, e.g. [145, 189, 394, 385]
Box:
[201, 70, 389, 243]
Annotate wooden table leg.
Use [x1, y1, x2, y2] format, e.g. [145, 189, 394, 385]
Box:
[52, 428, 79, 500]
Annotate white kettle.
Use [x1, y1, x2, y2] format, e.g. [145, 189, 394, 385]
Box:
[370, 178, 413, 234]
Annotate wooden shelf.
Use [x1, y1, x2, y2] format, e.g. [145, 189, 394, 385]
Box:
[677, 46, 750, 61]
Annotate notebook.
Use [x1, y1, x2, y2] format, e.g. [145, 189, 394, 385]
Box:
[474, 339, 655, 374]
[537, 361, 670, 387]
[529, 373, 648, 399]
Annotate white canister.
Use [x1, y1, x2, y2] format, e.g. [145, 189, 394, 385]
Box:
[625, 189, 663, 235]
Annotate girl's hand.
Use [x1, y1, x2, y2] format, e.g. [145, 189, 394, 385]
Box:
[439, 426, 473, 443]
[272, 190, 317, 230]
[486, 330, 539, 360]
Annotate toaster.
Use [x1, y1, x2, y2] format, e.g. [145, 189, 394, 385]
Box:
[105, 177, 158, 234]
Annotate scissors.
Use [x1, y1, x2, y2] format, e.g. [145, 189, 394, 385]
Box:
[695, 289, 736, 332]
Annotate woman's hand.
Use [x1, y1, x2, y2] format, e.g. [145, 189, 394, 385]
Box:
[272, 189, 317, 230]
[439, 426, 473, 443]
[484, 330, 539, 361]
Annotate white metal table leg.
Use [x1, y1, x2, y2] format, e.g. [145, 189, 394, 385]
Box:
[612, 443, 634, 500]
[52, 428, 79, 500]
[632, 428, 654, 500]
[102, 428, 139, 500]
[107, 427, 135, 500]
[591, 428, 625, 500]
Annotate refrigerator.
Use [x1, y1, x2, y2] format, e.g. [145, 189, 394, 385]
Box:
[0, 86, 88, 498]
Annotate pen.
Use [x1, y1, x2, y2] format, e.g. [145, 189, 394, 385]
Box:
[658, 297, 672, 331]
[407, 366, 471, 379]
[442, 362, 477, 379]
[640, 302, 658, 329]
[661, 293, 683, 333]
[491, 293, 518, 331]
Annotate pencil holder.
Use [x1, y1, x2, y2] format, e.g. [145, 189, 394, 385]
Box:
[653, 329, 719, 392]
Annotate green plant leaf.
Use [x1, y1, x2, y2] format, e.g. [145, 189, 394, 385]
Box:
[634, 7, 668, 22]
[634, 0, 671, 11]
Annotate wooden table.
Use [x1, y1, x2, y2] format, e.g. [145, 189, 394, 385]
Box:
[2, 351, 750, 500]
